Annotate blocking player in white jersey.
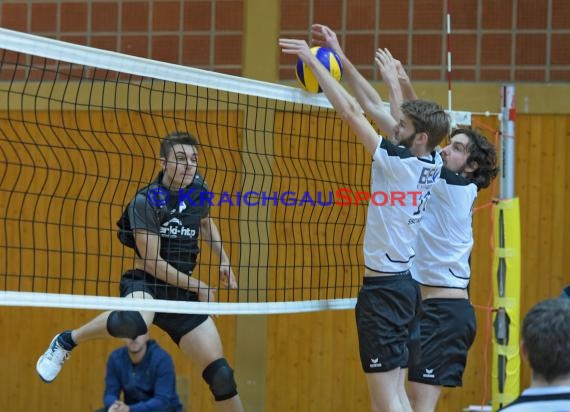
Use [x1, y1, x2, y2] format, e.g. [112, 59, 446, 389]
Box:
[281, 27, 449, 412]
[373, 48, 499, 412]
[407, 128, 498, 412]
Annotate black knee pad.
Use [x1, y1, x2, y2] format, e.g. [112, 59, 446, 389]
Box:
[202, 358, 238, 401]
[106, 310, 148, 339]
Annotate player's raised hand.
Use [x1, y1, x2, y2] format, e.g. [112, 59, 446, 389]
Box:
[279, 38, 313, 62]
[393, 58, 410, 83]
[311, 24, 343, 56]
[375, 48, 399, 84]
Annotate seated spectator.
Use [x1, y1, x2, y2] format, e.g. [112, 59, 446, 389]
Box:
[499, 298, 570, 410]
[96, 333, 183, 412]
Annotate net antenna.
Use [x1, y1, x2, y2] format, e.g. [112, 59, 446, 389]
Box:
[0, 28, 474, 315]
[443, 5, 473, 129]
[444, 1, 472, 129]
[446, 3, 453, 121]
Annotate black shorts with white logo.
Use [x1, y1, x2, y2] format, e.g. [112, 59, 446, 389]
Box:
[408, 298, 476, 387]
[355, 273, 421, 373]
[120, 269, 209, 344]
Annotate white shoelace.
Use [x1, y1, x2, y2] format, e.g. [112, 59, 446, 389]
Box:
[46, 342, 70, 363]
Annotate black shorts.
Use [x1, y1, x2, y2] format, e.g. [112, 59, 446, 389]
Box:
[355, 273, 421, 372]
[408, 298, 476, 387]
[120, 269, 209, 344]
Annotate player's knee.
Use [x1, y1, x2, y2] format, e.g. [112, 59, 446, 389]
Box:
[106, 310, 147, 339]
[202, 358, 238, 401]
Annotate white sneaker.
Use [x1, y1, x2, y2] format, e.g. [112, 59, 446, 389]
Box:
[36, 334, 71, 382]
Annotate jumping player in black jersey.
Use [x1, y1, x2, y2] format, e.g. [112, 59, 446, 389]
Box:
[36, 132, 244, 412]
[282, 26, 449, 412]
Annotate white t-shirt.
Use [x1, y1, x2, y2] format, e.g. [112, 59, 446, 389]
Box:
[498, 386, 570, 411]
[363, 137, 441, 273]
[411, 167, 477, 288]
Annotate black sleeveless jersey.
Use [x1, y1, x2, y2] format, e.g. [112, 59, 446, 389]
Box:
[120, 172, 209, 274]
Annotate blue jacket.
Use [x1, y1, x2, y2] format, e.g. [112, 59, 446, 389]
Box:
[103, 340, 183, 412]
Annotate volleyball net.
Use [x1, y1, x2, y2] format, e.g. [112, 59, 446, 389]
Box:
[0, 28, 480, 315]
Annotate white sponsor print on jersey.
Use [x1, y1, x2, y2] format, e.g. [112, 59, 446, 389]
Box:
[163, 217, 182, 226]
[160, 217, 196, 238]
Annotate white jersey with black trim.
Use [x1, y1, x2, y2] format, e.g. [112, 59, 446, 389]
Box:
[363, 137, 441, 273]
[498, 386, 570, 411]
[411, 167, 477, 288]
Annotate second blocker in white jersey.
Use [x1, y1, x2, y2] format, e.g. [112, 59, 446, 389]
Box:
[363, 137, 442, 274]
[411, 167, 478, 288]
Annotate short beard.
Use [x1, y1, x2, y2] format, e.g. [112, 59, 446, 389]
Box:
[398, 132, 416, 149]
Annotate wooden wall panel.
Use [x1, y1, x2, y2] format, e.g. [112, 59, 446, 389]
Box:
[510, 114, 570, 392]
[0, 307, 237, 412]
[0, 109, 243, 295]
[268, 111, 368, 302]
[1, 112, 569, 411]
[0, 109, 242, 411]
[265, 114, 570, 412]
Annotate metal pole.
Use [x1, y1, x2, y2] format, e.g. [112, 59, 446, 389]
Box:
[492, 84, 520, 409]
[500, 84, 516, 199]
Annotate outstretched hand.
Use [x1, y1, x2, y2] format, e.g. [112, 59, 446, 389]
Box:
[374, 48, 400, 84]
[383, 48, 410, 83]
[311, 24, 343, 56]
[279, 38, 313, 62]
[393, 59, 410, 83]
[375, 47, 417, 101]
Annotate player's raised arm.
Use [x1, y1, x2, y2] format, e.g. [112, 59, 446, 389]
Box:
[382, 48, 418, 102]
[375, 48, 405, 123]
[280, 38, 381, 155]
[311, 24, 397, 136]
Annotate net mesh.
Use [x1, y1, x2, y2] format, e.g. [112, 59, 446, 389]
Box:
[0, 28, 372, 313]
[0, 28, 474, 314]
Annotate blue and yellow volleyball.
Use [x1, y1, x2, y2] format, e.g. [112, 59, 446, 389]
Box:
[295, 47, 343, 93]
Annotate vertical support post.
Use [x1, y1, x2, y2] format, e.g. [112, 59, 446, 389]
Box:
[234, 2, 281, 411]
[500, 85, 516, 199]
[492, 84, 521, 410]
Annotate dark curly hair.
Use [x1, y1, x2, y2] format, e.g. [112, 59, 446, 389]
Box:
[451, 128, 498, 190]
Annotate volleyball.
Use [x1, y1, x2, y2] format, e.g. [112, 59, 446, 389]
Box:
[295, 47, 343, 93]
